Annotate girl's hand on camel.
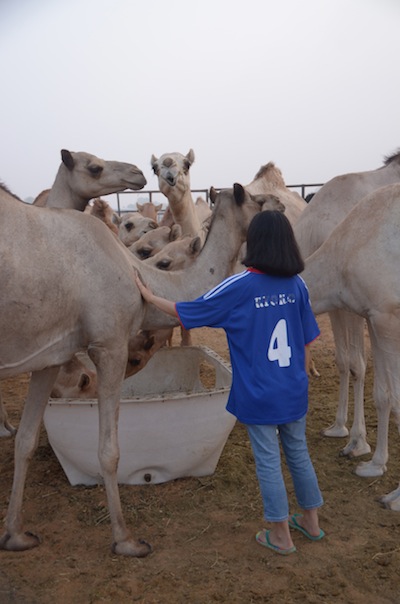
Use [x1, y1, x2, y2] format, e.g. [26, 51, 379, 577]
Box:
[134, 272, 152, 301]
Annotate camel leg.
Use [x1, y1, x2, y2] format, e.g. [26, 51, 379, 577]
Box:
[92, 345, 152, 558]
[340, 315, 371, 457]
[0, 367, 59, 551]
[355, 400, 390, 477]
[0, 387, 17, 438]
[322, 310, 350, 437]
[354, 319, 398, 478]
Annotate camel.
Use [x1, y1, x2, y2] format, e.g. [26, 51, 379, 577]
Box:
[89, 198, 119, 236]
[244, 162, 307, 225]
[294, 150, 400, 456]
[51, 329, 174, 399]
[116, 213, 158, 247]
[32, 188, 50, 206]
[0, 180, 264, 555]
[137, 201, 163, 222]
[145, 235, 202, 271]
[151, 149, 210, 243]
[50, 354, 98, 399]
[32, 149, 147, 210]
[0, 150, 147, 438]
[129, 224, 182, 260]
[302, 183, 400, 511]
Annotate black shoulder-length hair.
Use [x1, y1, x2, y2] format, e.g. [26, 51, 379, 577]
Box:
[242, 210, 304, 277]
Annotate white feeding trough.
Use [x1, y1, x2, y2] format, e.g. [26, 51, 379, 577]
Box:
[44, 346, 235, 486]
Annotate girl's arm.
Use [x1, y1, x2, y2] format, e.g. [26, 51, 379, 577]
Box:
[135, 272, 178, 318]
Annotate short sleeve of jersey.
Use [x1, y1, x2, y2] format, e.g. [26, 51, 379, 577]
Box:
[176, 272, 248, 330]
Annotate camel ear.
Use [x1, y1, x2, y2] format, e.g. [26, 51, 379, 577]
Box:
[148, 220, 158, 230]
[112, 213, 122, 226]
[79, 373, 92, 392]
[137, 202, 144, 212]
[233, 183, 246, 206]
[170, 224, 182, 241]
[150, 154, 158, 169]
[209, 187, 217, 204]
[155, 203, 163, 212]
[61, 149, 75, 171]
[186, 149, 195, 166]
[190, 236, 202, 255]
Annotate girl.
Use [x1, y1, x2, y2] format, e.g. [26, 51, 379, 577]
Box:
[135, 210, 324, 555]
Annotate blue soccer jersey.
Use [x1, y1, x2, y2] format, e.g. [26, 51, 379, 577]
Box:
[176, 269, 320, 425]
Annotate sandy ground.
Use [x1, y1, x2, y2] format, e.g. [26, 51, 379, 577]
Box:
[1, 314, 400, 604]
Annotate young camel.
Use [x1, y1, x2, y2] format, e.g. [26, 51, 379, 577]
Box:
[302, 183, 400, 511]
[116, 213, 158, 247]
[0, 181, 264, 555]
[129, 224, 182, 260]
[137, 201, 163, 222]
[294, 149, 400, 457]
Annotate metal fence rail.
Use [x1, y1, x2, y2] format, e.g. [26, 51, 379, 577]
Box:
[111, 184, 324, 215]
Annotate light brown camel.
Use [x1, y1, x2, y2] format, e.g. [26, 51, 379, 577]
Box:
[0, 181, 264, 555]
[294, 150, 400, 456]
[302, 183, 400, 511]
[0, 150, 146, 438]
[116, 213, 158, 247]
[50, 354, 98, 399]
[145, 235, 202, 271]
[45, 149, 146, 209]
[89, 198, 119, 236]
[52, 328, 174, 399]
[244, 162, 307, 225]
[129, 224, 182, 260]
[151, 149, 211, 243]
[137, 201, 163, 222]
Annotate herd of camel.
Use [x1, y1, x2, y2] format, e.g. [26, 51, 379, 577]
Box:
[1, 146, 400, 557]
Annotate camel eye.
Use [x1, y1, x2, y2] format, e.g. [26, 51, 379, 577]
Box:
[138, 248, 151, 259]
[156, 259, 171, 270]
[88, 164, 103, 176]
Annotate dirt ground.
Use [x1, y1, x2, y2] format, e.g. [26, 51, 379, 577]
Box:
[1, 314, 400, 604]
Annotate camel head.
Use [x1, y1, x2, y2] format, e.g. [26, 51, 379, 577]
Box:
[117, 213, 159, 247]
[146, 235, 202, 271]
[57, 149, 147, 203]
[150, 149, 195, 198]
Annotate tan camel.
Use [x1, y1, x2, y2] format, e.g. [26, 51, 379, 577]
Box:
[129, 224, 182, 260]
[302, 183, 400, 510]
[137, 201, 163, 222]
[52, 328, 174, 399]
[145, 235, 202, 271]
[151, 149, 210, 243]
[45, 149, 146, 209]
[50, 354, 98, 399]
[32, 149, 146, 210]
[0, 181, 263, 555]
[116, 213, 158, 247]
[0, 150, 146, 438]
[89, 198, 119, 236]
[244, 162, 307, 225]
[295, 150, 400, 456]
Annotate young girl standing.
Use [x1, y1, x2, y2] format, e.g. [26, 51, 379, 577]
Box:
[135, 209, 324, 555]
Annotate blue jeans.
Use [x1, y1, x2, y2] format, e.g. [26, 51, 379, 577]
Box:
[246, 416, 323, 522]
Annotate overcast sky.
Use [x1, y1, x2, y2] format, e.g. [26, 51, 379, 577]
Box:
[1, 0, 399, 207]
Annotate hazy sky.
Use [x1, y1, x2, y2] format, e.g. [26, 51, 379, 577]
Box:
[1, 0, 399, 207]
